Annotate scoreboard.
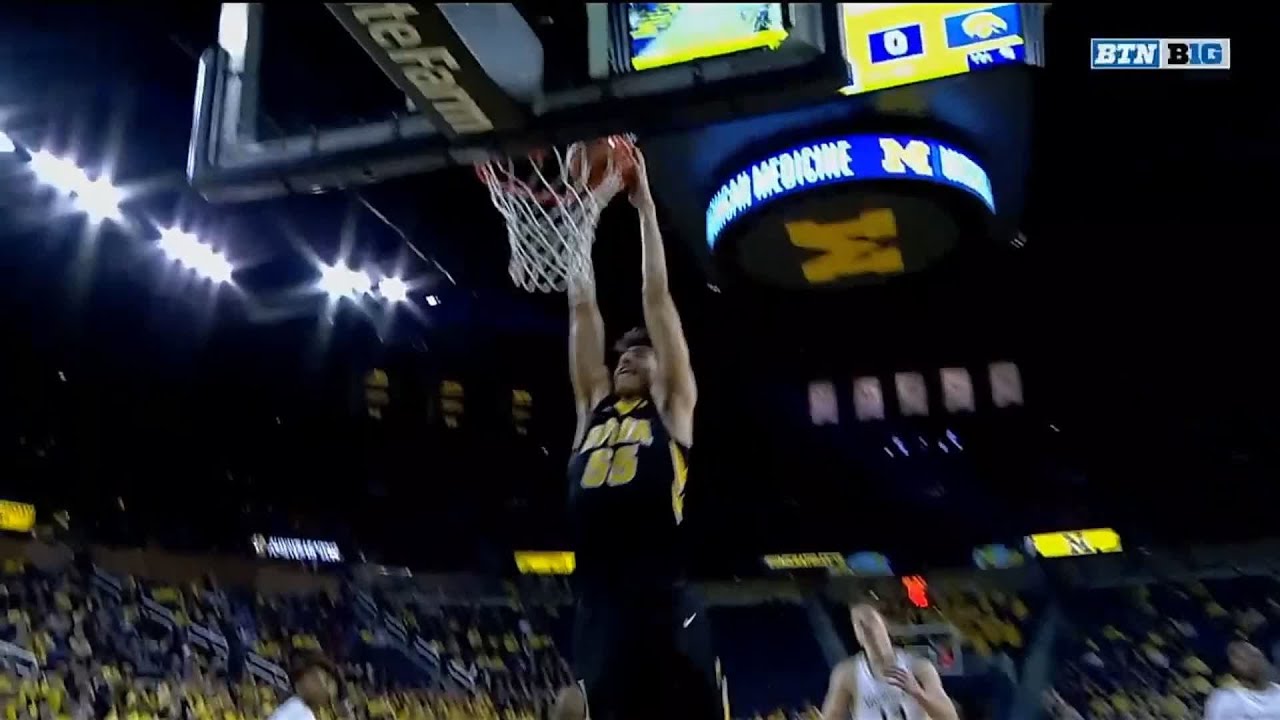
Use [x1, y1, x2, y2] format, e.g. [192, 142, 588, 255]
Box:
[840, 3, 1032, 96]
[626, 3, 790, 72]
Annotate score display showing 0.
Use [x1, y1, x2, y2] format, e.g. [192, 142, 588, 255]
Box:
[872, 24, 926, 64]
[840, 3, 1027, 97]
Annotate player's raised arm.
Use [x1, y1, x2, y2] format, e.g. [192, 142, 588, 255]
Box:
[820, 661, 855, 720]
[629, 147, 696, 445]
[568, 270, 611, 449]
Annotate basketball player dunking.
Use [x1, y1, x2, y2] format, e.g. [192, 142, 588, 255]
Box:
[1204, 641, 1280, 719]
[821, 603, 958, 720]
[551, 148, 722, 720]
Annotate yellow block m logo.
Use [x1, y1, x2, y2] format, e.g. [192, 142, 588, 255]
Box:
[879, 138, 934, 176]
[785, 209, 903, 284]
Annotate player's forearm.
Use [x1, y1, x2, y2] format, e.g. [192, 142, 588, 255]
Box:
[913, 693, 959, 720]
[638, 203, 669, 298]
[567, 276, 607, 399]
[569, 307, 606, 377]
[567, 267, 598, 309]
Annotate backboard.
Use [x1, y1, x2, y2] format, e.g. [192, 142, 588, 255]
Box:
[188, 3, 1047, 278]
[188, 3, 845, 203]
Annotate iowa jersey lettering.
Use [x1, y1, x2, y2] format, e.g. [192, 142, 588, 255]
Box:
[572, 398, 689, 526]
[579, 415, 654, 488]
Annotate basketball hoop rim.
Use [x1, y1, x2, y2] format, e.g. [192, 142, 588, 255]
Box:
[473, 161, 560, 206]
[473, 134, 637, 207]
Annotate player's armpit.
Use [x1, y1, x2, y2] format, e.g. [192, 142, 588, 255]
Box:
[820, 662, 855, 720]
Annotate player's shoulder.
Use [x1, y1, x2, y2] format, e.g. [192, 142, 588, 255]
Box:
[832, 654, 863, 678]
[1203, 686, 1232, 714]
[906, 652, 943, 684]
[906, 651, 937, 673]
[1203, 685, 1248, 715]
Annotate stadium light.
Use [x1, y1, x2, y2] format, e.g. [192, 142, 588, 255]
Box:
[27, 150, 123, 223]
[157, 227, 235, 284]
[376, 276, 409, 303]
[0, 131, 14, 154]
[319, 263, 373, 299]
[75, 178, 126, 223]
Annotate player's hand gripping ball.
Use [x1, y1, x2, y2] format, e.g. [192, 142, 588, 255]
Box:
[566, 135, 639, 200]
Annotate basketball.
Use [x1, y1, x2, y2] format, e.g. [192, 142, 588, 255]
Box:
[567, 135, 637, 193]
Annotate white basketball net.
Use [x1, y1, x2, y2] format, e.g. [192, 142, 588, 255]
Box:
[476, 136, 632, 293]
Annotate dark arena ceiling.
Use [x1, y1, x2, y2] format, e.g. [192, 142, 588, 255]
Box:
[0, 3, 1270, 574]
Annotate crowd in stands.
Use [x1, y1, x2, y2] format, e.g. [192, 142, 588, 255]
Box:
[5, 536, 1279, 720]
[1051, 575, 1280, 719]
[0, 547, 575, 720]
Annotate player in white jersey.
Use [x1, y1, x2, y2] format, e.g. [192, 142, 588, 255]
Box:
[820, 603, 958, 720]
[1204, 641, 1280, 720]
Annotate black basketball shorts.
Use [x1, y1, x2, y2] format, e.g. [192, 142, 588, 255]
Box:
[571, 580, 723, 720]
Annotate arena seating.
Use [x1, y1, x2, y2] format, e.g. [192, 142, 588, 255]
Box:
[0, 552, 564, 720]
[0, 545, 842, 720]
[13, 538, 1215, 720]
[1051, 575, 1280, 719]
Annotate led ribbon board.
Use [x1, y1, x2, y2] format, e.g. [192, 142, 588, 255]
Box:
[0, 501, 35, 533]
[840, 3, 1028, 97]
[1025, 528, 1123, 559]
[705, 134, 994, 249]
[514, 551, 576, 575]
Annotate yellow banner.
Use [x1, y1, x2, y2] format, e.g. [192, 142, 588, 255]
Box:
[762, 552, 847, 570]
[0, 501, 35, 533]
[1026, 528, 1122, 558]
[513, 551, 575, 575]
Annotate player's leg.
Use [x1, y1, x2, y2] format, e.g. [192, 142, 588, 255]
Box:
[565, 582, 638, 720]
[667, 584, 726, 720]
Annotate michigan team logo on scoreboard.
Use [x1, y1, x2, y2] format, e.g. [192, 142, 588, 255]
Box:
[840, 3, 1031, 96]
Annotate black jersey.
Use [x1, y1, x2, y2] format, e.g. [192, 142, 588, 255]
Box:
[566, 395, 689, 580]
